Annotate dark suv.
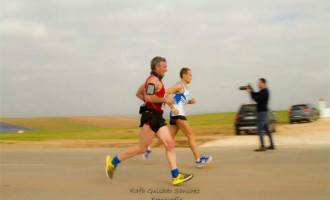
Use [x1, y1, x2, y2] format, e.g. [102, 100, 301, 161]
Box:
[289, 104, 318, 123]
[234, 104, 276, 135]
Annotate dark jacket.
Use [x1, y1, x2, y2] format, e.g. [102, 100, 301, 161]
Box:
[251, 88, 269, 112]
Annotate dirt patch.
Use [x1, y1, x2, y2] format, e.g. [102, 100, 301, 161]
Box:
[0, 135, 217, 149]
[276, 119, 330, 136]
[0, 116, 140, 131]
[68, 116, 139, 128]
[202, 118, 330, 147]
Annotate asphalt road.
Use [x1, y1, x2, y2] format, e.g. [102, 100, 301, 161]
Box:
[1, 143, 329, 200]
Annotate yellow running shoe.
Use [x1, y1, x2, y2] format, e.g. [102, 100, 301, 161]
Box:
[105, 155, 116, 179]
[172, 172, 194, 185]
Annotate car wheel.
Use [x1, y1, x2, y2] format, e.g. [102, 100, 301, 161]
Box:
[235, 127, 240, 135]
[290, 120, 293, 124]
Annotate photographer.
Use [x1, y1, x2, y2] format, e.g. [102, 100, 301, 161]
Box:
[246, 78, 275, 151]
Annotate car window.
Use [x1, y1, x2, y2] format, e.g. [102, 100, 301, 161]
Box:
[240, 105, 257, 112]
[292, 105, 307, 110]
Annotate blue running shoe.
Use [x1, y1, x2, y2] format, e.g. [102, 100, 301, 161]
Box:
[195, 156, 213, 168]
[142, 147, 151, 160]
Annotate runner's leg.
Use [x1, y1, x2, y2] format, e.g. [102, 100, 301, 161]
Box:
[156, 126, 177, 170]
[176, 119, 200, 160]
[156, 125, 194, 184]
[118, 124, 154, 161]
[169, 124, 179, 138]
[151, 124, 179, 148]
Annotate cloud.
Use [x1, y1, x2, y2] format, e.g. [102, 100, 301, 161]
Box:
[0, 0, 329, 117]
[272, 13, 297, 22]
[0, 19, 47, 37]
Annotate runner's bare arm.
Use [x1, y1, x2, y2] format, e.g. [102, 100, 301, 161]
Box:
[165, 83, 182, 96]
[136, 83, 145, 101]
[165, 83, 182, 112]
[144, 77, 174, 104]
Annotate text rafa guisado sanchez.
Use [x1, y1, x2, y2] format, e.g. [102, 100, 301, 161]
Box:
[130, 188, 200, 195]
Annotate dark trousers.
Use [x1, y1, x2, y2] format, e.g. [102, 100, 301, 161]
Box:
[257, 111, 274, 147]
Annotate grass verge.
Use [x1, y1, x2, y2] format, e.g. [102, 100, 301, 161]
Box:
[0, 111, 288, 141]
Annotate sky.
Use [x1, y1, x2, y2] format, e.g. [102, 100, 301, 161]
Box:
[0, 0, 329, 118]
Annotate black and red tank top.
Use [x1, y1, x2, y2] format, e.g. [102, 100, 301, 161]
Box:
[144, 75, 165, 112]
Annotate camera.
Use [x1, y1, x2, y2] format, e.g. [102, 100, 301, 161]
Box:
[239, 84, 253, 91]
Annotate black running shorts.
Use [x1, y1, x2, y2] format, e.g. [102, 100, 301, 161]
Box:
[169, 115, 187, 125]
[140, 110, 167, 133]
